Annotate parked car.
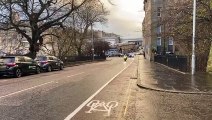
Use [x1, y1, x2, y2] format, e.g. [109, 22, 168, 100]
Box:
[127, 53, 135, 58]
[0, 56, 41, 78]
[117, 53, 124, 57]
[35, 56, 64, 72]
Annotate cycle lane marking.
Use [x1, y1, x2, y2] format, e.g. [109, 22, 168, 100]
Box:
[64, 60, 134, 120]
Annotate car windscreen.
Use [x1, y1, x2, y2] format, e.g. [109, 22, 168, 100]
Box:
[0, 57, 15, 64]
[35, 56, 47, 61]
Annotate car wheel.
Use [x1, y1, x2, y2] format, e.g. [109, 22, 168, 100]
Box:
[36, 67, 41, 74]
[14, 69, 22, 78]
[46, 66, 52, 72]
[59, 65, 64, 70]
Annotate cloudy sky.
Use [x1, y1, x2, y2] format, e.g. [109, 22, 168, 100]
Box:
[95, 0, 145, 39]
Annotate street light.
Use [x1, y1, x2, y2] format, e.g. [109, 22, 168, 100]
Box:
[162, 0, 166, 55]
[191, 0, 196, 75]
[91, 23, 94, 61]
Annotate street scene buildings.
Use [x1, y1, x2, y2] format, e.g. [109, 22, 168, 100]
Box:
[0, 0, 212, 120]
[143, 0, 176, 61]
[143, 0, 212, 72]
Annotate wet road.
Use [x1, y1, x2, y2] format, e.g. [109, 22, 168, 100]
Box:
[70, 56, 212, 120]
[0, 57, 133, 120]
[1, 56, 211, 120]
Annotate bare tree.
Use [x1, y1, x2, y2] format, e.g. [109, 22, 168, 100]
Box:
[84, 38, 110, 57]
[162, 0, 212, 72]
[41, 27, 78, 58]
[0, 0, 92, 59]
[107, 0, 116, 5]
[41, 0, 109, 58]
[72, 0, 109, 56]
[0, 30, 26, 54]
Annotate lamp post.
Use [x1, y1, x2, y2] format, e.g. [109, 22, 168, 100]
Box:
[191, 0, 196, 75]
[163, 27, 166, 55]
[162, 0, 166, 55]
[91, 23, 94, 61]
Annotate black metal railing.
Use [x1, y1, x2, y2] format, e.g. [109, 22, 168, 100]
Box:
[154, 55, 189, 72]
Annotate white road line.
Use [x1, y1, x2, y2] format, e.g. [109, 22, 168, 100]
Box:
[123, 79, 132, 117]
[67, 72, 84, 78]
[0, 81, 54, 99]
[64, 60, 134, 120]
[0, 72, 85, 99]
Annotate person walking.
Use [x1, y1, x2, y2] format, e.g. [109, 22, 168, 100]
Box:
[123, 54, 128, 61]
[143, 50, 146, 59]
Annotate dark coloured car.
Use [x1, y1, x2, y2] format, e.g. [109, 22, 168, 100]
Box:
[0, 56, 41, 78]
[127, 53, 135, 58]
[35, 56, 64, 72]
[117, 53, 124, 57]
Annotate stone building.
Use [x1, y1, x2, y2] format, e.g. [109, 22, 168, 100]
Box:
[95, 30, 121, 48]
[142, 0, 181, 60]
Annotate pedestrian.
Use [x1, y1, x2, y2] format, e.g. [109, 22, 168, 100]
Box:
[123, 54, 127, 61]
[143, 50, 146, 59]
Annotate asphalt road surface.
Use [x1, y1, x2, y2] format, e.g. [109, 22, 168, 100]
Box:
[0, 57, 134, 120]
[1, 56, 211, 120]
[71, 57, 212, 120]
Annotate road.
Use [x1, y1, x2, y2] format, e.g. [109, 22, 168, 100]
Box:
[71, 57, 212, 120]
[0, 57, 134, 120]
[1, 56, 212, 120]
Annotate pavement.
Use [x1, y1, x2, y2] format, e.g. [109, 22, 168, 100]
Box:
[137, 55, 212, 94]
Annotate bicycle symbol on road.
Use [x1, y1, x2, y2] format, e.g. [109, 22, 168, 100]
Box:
[85, 100, 119, 116]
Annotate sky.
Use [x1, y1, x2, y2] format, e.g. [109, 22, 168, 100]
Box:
[95, 0, 145, 39]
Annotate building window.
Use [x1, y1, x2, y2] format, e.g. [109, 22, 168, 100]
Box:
[168, 37, 174, 45]
[157, 37, 161, 46]
[168, 37, 174, 52]
[157, 25, 162, 34]
[156, 37, 162, 53]
[157, 7, 162, 17]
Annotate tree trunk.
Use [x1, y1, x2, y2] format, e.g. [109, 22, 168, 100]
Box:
[194, 39, 212, 72]
[196, 49, 211, 72]
[25, 31, 40, 59]
[25, 44, 38, 59]
[196, 54, 209, 72]
[25, 51, 36, 59]
[77, 47, 82, 57]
